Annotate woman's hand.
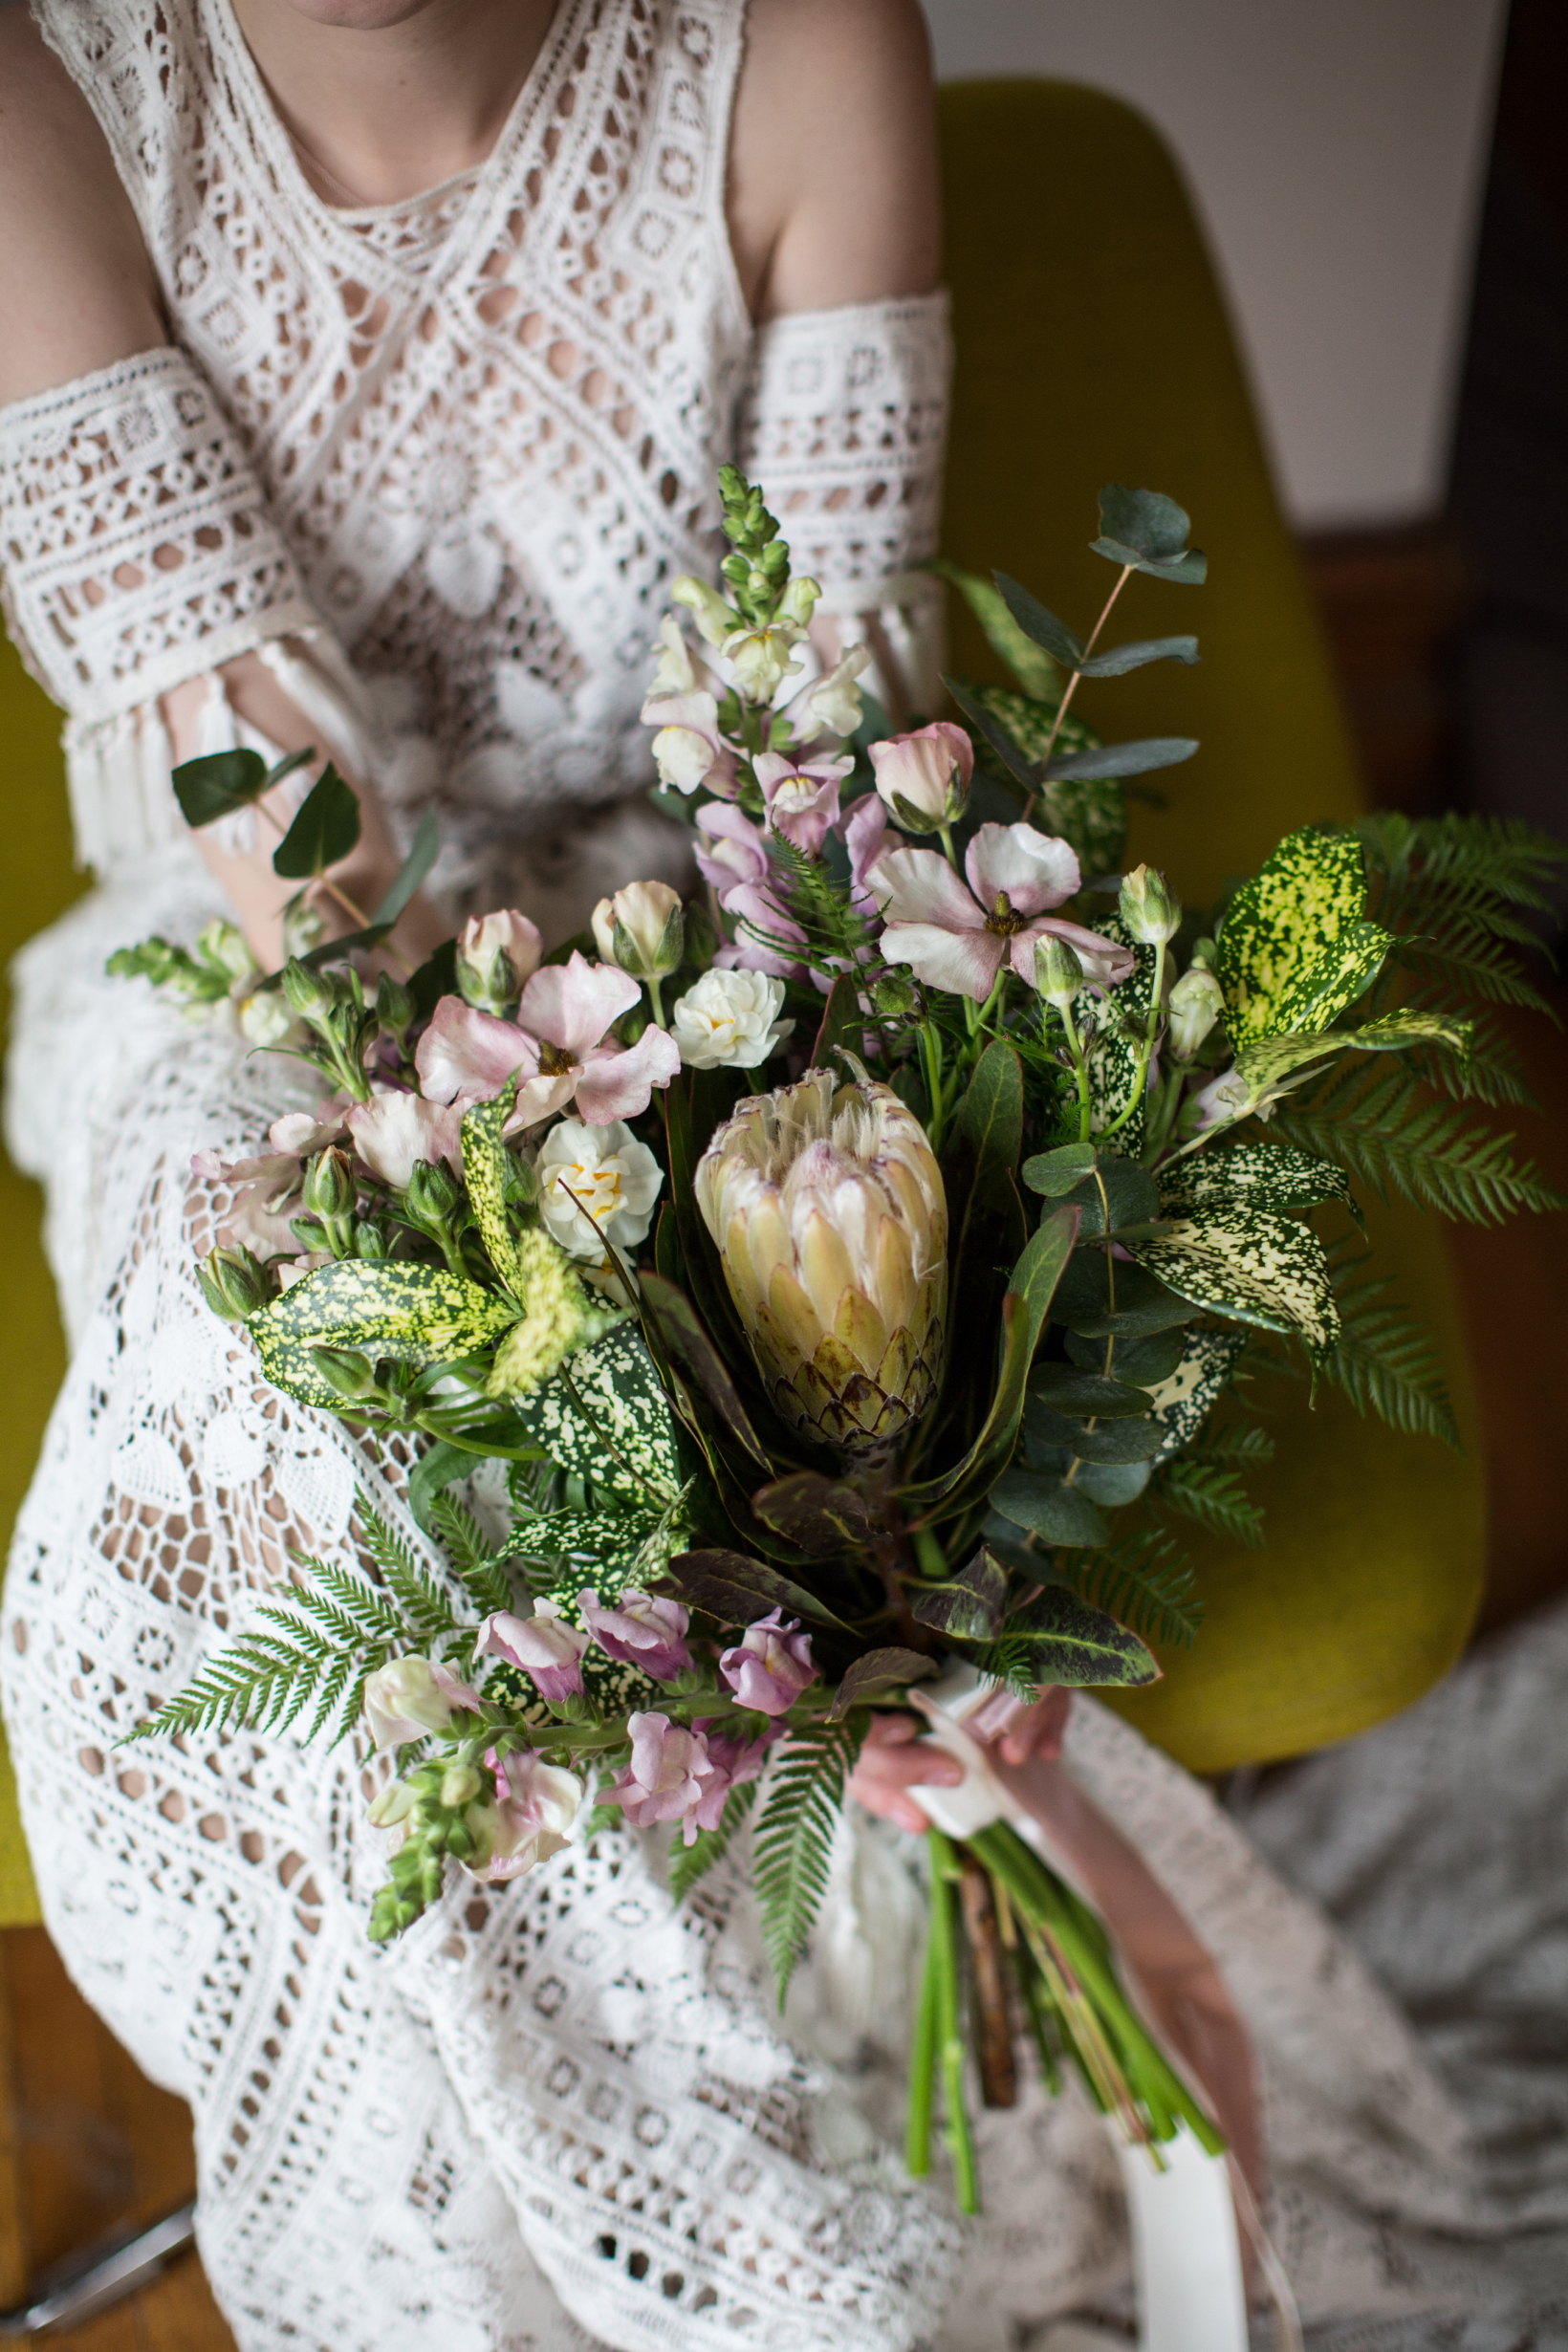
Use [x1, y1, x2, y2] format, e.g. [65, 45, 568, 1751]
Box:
[848, 1691, 1074, 1833]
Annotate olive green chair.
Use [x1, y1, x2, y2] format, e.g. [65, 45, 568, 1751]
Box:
[937, 79, 1484, 1770]
[0, 80, 1487, 1921]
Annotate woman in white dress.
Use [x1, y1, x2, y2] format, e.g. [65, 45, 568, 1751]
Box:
[3, 7, 1568, 2349]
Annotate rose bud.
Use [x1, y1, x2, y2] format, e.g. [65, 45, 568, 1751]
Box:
[1166, 965, 1226, 1060]
[1034, 934, 1085, 1012]
[456, 909, 542, 1016]
[591, 881, 686, 983]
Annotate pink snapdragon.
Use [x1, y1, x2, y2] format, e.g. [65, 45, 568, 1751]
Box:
[694, 804, 809, 978]
[754, 749, 854, 856]
[362, 1655, 484, 1753]
[603, 1711, 776, 1844]
[415, 953, 680, 1131]
[471, 1749, 585, 1883]
[870, 822, 1136, 1003]
[718, 1610, 817, 1715]
[869, 723, 974, 832]
[579, 1589, 692, 1683]
[481, 1601, 589, 1705]
[344, 1089, 464, 1189]
[642, 689, 740, 798]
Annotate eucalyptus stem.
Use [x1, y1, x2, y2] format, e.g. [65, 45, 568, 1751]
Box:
[1022, 564, 1133, 822]
[926, 1828, 980, 2213]
[254, 796, 414, 978]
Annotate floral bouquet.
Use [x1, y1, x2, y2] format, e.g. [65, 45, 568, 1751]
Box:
[120, 468, 1565, 2210]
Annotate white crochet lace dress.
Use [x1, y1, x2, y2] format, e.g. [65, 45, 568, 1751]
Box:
[4, 6, 1568, 2349]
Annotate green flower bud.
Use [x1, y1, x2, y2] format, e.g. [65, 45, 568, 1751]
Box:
[302, 1146, 357, 1221]
[196, 1243, 272, 1322]
[1118, 863, 1182, 946]
[1166, 965, 1227, 1060]
[376, 971, 415, 1039]
[196, 917, 258, 985]
[590, 881, 685, 982]
[281, 896, 328, 962]
[440, 1764, 483, 1811]
[354, 1215, 392, 1259]
[405, 1158, 461, 1226]
[1034, 935, 1085, 1010]
[281, 957, 338, 1022]
[870, 970, 918, 1017]
[1188, 936, 1218, 970]
[670, 573, 737, 648]
[308, 1345, 379, 1401]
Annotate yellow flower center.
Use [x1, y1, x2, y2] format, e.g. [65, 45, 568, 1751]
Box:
[983, 890, 1028, 938]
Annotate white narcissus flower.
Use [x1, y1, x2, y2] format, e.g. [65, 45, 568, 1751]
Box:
[670, 969, 794, 1070]
[535, 1117, 664, 1261]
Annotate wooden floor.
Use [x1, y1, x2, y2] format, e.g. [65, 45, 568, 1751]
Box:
[0, 1929, 234, 2348]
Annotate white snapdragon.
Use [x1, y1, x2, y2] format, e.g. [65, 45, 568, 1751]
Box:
[670, 969, 794, 1070]
[535, 1118, 664, 1260]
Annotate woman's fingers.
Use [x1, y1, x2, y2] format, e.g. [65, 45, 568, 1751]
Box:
[848, 1712, 963, 1831]
[995, 1686, 1073, 1766]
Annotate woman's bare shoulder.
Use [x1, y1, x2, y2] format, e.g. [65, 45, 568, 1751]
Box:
[729, 0, 941, 321]
[0, 11, 166, 407]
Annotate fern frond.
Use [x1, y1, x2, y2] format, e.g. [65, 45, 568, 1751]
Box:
[1068, 1532, 1203, 1647]
[1150, 1460, 1265, 1549]
[356, 1493, 461, 1643]
[1396, 936, 1557, 1017]
[126, 1615, 355, 1745]
[752, 1720, 862, 2007]
[1318, 1246, 1460, 1446]
[1270, 1063, 1568, 1224]
[668, 1780, 760, 1903]
[1361, 811, 1568, 919]
[429, 1492, 513, 1617]
[1188, 1423, 1276, 1467]
[288, 1556, 409, 1650]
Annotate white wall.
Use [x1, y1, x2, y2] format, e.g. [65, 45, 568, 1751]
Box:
[922, 0, 1510, 531]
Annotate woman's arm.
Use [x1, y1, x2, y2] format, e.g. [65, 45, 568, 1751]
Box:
[0, 14, 442, 969]
[728, 0, 942, 321]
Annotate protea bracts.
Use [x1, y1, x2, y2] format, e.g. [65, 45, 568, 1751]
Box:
[694, 1068, 947, 1461]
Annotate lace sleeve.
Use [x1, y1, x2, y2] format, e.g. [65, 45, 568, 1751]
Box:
[0, 347, 372, 869]
[733, 293, 953, 722]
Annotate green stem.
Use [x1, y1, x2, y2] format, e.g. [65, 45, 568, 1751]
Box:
[644, 974, 666, 1029]
[926, 1828, 980, 2213]
[1021, 566, 1133, 822]
[904, 1899, 942, 2177]
[1096, 934, 1168, 1146]
[937, 822, 959, 868]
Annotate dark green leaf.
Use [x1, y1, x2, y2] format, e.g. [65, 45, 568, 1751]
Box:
[407, 1439, 479, 1535]
[907, 1546, 1010, 1641]
[1091, 485, 1208, 585]
[994, 573, 1085, 667]
[809, 971, 865, 1068]
[1021, 1142, 1099, 1196]
[664, 1546, 847, 1630]
[1073, 1458, 1152, 1507]
[373, 807, 441, 926]
[944, 674, 1039, 792]
[1065, 1327, 1187, 1385]
[1028, 1361, 1156, 1417]
[750, 1471, 879, 1557]
[954, 1036, 1025, 1181]
[828, 1647, 937, 1718]
[1024, 1398, 1163, 1463]
[641, 1273, 771, 1475]
[172, 748, 272, 829]
[1077, 635, 1199, 680]
[901, 1206, 1080, 1509]
[1043, 737, 1198, 783]
[989, 1466, 1110, 1547]
[408, 938, 458, 1021]
[1051, 1251, 1198, 1339]
[1061, 1157, 1160, 1237]
[980, 1584, 1160, 1689]
[272, 763, 362, 880]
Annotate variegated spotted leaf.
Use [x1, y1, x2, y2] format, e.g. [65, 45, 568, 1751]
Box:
[1127, 1209, 1339, 1357]
[1086, 914, 1156, 1153]
[1328, 1008, 1472, 1056]
[1162, 1141, 1355, 1219]
[461, 1093, 522, 1296]
[1227, 1005, 1475, 1117]
[250, 1261, 520, 1409]
[1218, 828, 1393, 1045]
[1143, 1328, 1245, 1464]
[512, 1322, 684, 1509]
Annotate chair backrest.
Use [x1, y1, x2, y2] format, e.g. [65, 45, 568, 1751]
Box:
[937, 79, 1485, 1770]
[938, 78, 1361, 904]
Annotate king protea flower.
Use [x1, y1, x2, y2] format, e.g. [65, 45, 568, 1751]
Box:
[695, 1069, 947, 1460]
